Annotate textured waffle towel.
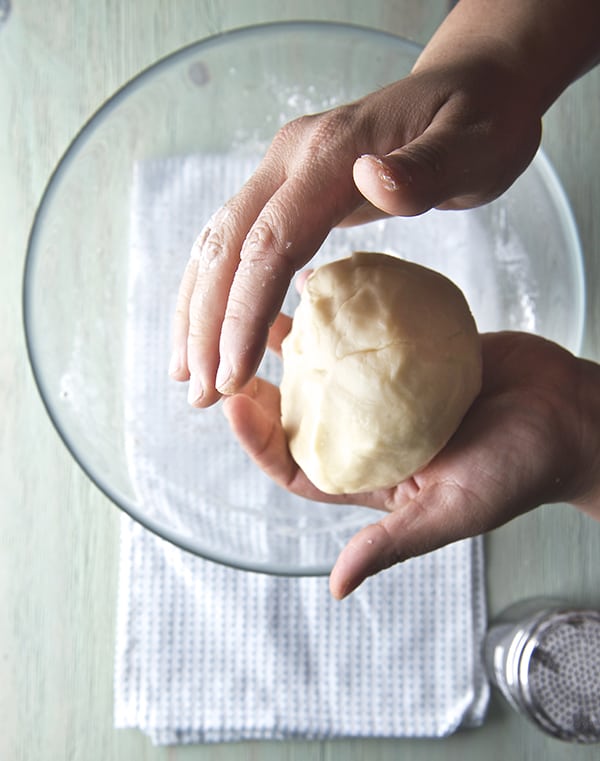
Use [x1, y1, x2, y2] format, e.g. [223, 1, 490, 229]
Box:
[114, 154, 489, 745]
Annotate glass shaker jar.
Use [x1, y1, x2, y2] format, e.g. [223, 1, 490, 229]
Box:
[484, 598, 600, 743]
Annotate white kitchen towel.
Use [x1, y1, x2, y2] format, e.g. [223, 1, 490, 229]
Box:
[114, 153, 489, 745]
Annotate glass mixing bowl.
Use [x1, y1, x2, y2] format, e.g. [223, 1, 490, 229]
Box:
[23, 22, 584, 575]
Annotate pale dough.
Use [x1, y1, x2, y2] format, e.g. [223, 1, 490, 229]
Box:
[280, 252, 482, 494]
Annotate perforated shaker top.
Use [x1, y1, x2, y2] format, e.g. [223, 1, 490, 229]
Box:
[527, 611, 600, 743]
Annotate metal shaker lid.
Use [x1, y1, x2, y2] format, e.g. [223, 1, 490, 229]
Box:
[519, 610, 600, 743]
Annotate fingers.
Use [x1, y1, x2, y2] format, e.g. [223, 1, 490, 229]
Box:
[215, 176, 355, 394]
[253, 270, 305, 357]
[175, 166, 285, 407]
[293, 269, 312, 294]
[222, 379, 322, 499]
[267, 312, 292, 356]
[185, 207, 241, 406]
[222, 387, 296, 486]
[223, 377, 356, 506]
[172, 108, 365, 403]
[175, 174, 357, 404]
[169, 256, 199, 380]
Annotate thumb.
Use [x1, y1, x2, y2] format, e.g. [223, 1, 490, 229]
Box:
[329, 480, 487, 599]
[352, 121, 533, 217]
[352, 129, 469, 217]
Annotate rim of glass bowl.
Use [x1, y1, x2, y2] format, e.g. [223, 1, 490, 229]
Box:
[22, 21, 585, 576]
[532, 148, 585, 349]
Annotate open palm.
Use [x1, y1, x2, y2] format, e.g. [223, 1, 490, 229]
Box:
[223, 316, 588, 598]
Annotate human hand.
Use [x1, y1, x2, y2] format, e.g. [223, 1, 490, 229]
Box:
[222, 321, 600, 599]
[169, 53, 543, 407]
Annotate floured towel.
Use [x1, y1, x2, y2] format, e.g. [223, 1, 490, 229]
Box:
[114, 153, 489, 745]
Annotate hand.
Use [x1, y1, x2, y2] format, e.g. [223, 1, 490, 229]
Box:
[169, 54, 543, 407]
[222, 321, 600, 599]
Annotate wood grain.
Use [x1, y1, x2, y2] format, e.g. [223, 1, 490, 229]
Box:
[1, 2, 598, 760]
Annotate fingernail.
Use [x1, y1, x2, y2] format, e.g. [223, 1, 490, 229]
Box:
[381, 154, 413, 187]
[359, 154, 411, 189]
[379, 169, 400, 191]
[215, 359, 233, 394]
[187, 374, 204, 405]
[168, 350, 182, 377]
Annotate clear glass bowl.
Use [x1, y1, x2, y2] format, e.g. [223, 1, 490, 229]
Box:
[23, 22, 584, 575]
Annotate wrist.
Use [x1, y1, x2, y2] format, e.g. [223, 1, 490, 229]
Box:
[414, 0, 600, 115]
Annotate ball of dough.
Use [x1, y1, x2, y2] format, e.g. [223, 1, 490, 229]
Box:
[280, 252, 482, 494]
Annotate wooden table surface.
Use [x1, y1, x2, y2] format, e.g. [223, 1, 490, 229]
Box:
[2, 1, 599, 759]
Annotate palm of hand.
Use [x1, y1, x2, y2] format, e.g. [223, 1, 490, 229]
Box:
[223, 325, 583, 598]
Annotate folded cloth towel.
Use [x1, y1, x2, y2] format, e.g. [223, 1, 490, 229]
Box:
[114, 153, 489, 745]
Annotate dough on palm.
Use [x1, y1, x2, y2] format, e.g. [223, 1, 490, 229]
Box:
[280, 252, 482, 494]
